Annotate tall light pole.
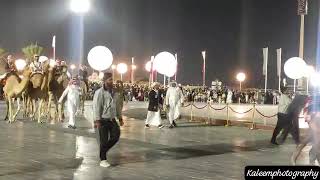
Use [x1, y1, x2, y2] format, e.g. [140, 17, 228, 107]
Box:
[131, 57, 136, 85]
[297, 0, 308, 89]
[111, 64, 116, 83]
[202, 51, 206, 87]
[70, 0, 90, 66]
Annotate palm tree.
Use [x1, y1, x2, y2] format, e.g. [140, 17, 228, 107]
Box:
[22, 43, 43, 62]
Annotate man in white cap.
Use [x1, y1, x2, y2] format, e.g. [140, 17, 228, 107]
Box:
[165, 81, 184, 128]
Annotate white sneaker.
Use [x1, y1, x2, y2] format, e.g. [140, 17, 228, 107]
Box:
[99, 160, 111, 167]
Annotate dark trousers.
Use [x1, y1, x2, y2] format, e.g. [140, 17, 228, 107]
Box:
[271, 113, 288, 143]
[95, 119, 120, 161]
[271, 113, 300, 144]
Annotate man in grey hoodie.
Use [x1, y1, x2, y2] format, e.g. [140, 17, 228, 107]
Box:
[93, 72, 124, 167]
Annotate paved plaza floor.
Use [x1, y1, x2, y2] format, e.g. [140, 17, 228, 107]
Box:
[0, 102, 310, 180]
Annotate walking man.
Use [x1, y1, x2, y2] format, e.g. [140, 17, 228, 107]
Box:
[145, 82, 164, 128]
[270, 86, 291, 145]
[93, 72, 124, 167]
[165, 81, 184, 128]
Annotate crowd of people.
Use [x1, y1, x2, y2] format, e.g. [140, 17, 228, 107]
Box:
[86, 81, 281, 105]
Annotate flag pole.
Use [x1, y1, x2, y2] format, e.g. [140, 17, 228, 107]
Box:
[175, 53, 177, 82]
[52, 35, 56, 60]
[263, 47, 268, 93]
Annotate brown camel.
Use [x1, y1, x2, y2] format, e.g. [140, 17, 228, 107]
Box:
[48, 65, 69, 122]
[3, 67, 32, 123]
[27, 61, 54, 123]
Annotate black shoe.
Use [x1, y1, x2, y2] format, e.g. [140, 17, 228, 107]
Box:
[145, 124, 150, 128]
[68, 125, 73, 129]
[172, 121, 177, 127]
[158, 124, 164, 129]
[169, 124, 174, 129]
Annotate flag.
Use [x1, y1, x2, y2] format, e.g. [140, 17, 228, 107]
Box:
[297, 0, 308, 15]
[276, 48, 282, 77]
[52, 35, 56, 48]
[202, 51, 206, 60]
[262, 47, 268, 76]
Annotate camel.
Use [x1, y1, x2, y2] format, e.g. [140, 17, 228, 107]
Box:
[3, 67, 32, 123]
[27, 60, 54, 123]
[48, 65, 69, 122]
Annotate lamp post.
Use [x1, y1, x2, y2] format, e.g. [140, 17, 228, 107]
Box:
[131, 57, 136, 85]
[111, 64, 116, 83]
[297, 0, 308, 89]
[236, 72, 246, 91]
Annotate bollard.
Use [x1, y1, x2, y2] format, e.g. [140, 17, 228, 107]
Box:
[250, 103, 256, 130]
[225, 103, 230, 127]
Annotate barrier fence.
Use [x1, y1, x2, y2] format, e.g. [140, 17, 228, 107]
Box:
[181, 102, 278, 129]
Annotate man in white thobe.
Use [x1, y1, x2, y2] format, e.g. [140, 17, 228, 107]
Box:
[59, 78, 81, 129]
[165, 82, 184, 128]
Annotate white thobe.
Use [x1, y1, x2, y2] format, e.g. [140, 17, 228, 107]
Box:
[59, 85, 80, 126]
[165, 87, 184, 124]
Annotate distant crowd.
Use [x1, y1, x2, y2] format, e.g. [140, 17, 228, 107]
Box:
[86, 81, 280, 105]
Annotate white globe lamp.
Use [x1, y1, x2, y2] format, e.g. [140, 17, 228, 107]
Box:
[153, 51, 177, 76]
[15, 59, 27, 71]
[87, 46, 113, 71]
[284, 57, 306, 79]
[236, 72, 246, 91]
[117, 63, 128, 81]
[70, 0, 90, 14]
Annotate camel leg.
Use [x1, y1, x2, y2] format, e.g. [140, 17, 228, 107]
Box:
[38, 99, 43, 123]
[47, 93, 53, 121]
[13, 98, 21, 121]
[4, 98, 9, 121]
[8, 98, 13, 123]
[31, 99, 36, 121]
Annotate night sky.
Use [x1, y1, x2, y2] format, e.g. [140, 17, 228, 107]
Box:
[0, 0, 319, 89]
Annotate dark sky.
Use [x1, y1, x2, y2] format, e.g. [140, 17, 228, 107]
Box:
[0, 0, 319, 88]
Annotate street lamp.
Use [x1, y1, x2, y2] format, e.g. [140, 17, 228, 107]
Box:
[236, 72, 246, 91]
[70, 0, 90, 14]
[117, 63, 128, 81]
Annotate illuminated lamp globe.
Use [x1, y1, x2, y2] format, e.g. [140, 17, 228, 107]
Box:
[236, 72, 246, 82]
[310, 72, 320, 87]
[145, 61, 152, 72]
[153, 51, 177, 75]
[87, 46, 113, 71]
[117, 63, 128, 74]
[303, 65, 315, 78]
[15, 59, 27, 71]
[165, 61, 177, 77]
[70, 64, 76, 70]
[284, 57, 306, 79]
[39, 56, 48, 63]
[70, 0, 90, 14]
